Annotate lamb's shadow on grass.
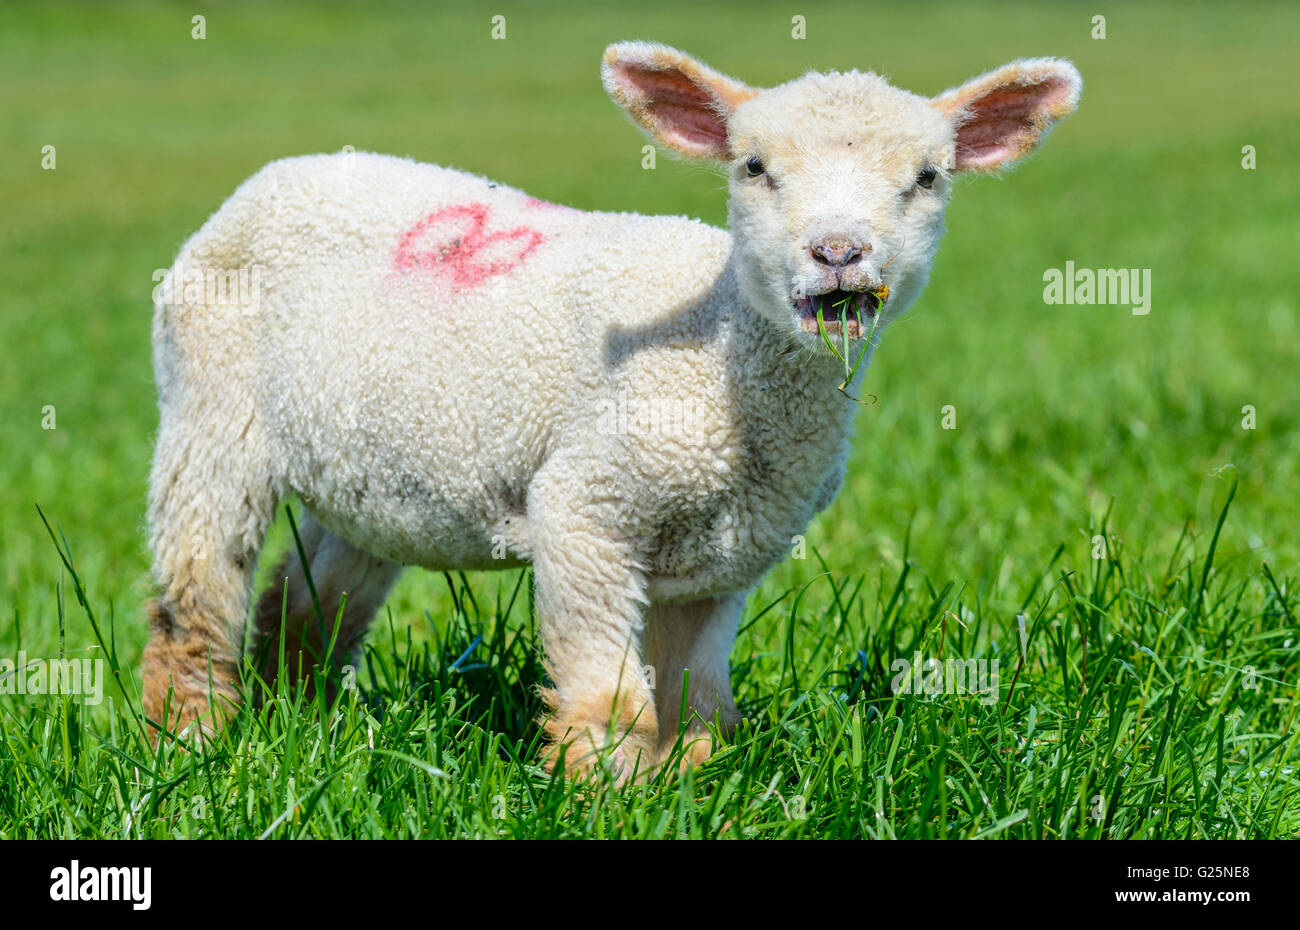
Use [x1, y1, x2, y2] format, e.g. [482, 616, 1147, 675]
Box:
[354, 569, 548, 746]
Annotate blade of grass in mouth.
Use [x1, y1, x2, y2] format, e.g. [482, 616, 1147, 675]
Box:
[814, 293, 880, 397]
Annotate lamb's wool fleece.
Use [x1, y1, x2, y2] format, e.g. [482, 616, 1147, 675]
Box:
[143, 43, 1080, 778]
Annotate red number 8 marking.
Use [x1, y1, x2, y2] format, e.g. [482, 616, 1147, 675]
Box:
[394, 203, 543, 290]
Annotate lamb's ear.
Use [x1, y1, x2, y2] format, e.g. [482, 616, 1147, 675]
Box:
[932, 58, 1081, 173]
[602, 42, 757, 160]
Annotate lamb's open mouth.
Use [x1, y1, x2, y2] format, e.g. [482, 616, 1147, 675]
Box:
[793, 288, 884, 337]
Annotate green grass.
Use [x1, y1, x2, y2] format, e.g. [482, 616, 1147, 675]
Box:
[1, 0, 1297, 839]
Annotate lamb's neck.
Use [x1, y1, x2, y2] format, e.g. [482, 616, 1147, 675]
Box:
[714, 263, 862, 449]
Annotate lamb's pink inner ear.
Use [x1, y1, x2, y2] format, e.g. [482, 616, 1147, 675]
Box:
[604, 47, 754, 159]
[945, 68, 1079, 172]
[608, 63, 730, 156]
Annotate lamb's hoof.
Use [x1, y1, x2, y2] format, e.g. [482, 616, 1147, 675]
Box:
[142, 669, 237, 747]
[542, 730, 657, 785]
[157, 694, 236, 744]
[539, 694, 658, 785]
[654, 725, 726, 777]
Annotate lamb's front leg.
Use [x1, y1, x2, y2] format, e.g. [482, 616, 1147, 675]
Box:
[528, 472, 657, 782]
[643, 593, 745, 770]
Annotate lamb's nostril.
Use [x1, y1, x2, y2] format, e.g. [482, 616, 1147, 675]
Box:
[811, 240, 868, 268]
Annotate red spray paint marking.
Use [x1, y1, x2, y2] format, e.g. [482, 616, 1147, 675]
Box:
[394, 203, 543, 289]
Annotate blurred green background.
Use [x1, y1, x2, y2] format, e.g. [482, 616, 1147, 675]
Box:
[2, 0, 1297, 671]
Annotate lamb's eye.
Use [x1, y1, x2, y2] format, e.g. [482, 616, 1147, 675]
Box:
[916, 166, 937, 189]
[745, 157, 766, 178]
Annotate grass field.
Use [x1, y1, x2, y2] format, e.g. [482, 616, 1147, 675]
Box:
[1, 0, 1297, 839]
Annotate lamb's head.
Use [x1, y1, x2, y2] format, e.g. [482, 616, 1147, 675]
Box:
[602, 42, 1081, 346]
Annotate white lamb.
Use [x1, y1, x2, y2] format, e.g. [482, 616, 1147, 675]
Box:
[143, 42, 1081, 779]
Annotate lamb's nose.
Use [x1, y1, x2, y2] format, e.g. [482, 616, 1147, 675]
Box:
[810, 237, 869, 268]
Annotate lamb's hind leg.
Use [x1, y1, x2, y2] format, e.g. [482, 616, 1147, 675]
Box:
[251, 514, 403, 695]
[142, 407, 276, 740]
[643, 593, 745, 770]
